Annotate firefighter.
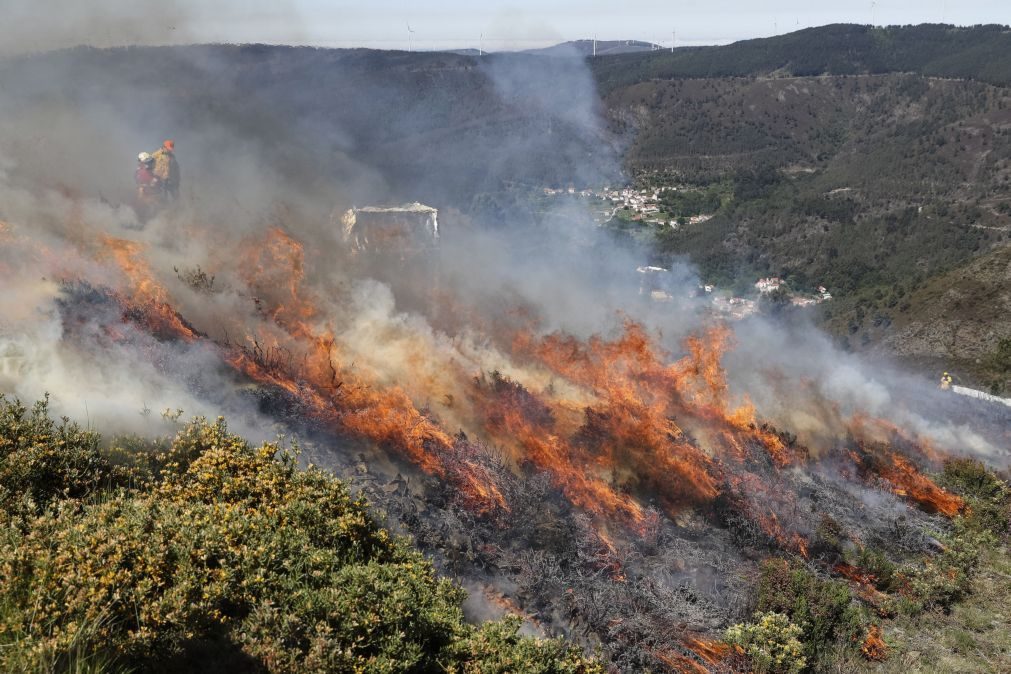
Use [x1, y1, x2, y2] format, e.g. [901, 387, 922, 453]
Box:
[134, 152, 161, 218]
[940, 372, 953, 390]
[151, 139, 180, 200]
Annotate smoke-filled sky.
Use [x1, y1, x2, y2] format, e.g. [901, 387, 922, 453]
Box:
[2, 0, 1007, 54]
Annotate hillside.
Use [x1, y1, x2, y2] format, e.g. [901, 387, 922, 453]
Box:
[2, 28, 1011, 672]
[866, 246, 1011, 392]
[4, 393, 1010, 673]
[524, 39, 658, 57]
[616, 74, 1010, 284]
[595, 30, 1011, 374]
[1, 28, 1009, 380]
[592, 23, 1011, 93]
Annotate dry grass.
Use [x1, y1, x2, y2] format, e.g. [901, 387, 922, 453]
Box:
[851, 546, 1011, 674]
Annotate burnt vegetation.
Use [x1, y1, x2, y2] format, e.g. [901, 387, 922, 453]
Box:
[312, 373, 1007, 673]
[40, 278, 1010, 673]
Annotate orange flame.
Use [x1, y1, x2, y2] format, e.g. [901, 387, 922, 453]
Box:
[834, 562, 878, 586]
[84, 226, 966, 545]
[860, 624, 888, 661]
[685, 636, 732, 665]
[98, 235, 199, 341]
[653, 637, 732, 673]
[850, 443, 963, 517]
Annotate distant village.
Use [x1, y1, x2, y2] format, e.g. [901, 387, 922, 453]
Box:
[637, 270, 834, 320]
[542, 184, 714, 227]
[542, 184, 833, 319]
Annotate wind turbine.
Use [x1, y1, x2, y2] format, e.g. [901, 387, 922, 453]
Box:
[407, 22, 415, 52]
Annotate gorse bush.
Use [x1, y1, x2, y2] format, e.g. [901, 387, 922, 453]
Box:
[725, 612, 806, 674]
[0, 398, 602, 674]
[0, 395, 109, 518]
[755, 559, 866, 663]
[897, 521, 995, 615]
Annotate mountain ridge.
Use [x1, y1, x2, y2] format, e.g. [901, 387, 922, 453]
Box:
[592, 23, 1011, 92]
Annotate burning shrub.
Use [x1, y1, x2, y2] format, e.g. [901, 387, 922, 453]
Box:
[755, 559, 866, 664]
[850, 548, 898, 593]
[938, 458, 1010, 538]
[725, 612, 806, 674]
[859, 624, 888, 662]
[0, 405, 602, 673]
[887, 461, 1010, 615]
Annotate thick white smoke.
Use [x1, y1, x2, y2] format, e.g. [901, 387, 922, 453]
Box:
[0, 15, 1005, 463]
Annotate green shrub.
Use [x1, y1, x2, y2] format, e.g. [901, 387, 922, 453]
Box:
[900, 522, 995, 614]
[725, 612, 806, 674]
[852, 547, 898, 592]
[0, 395, 109, 518]
[0, 407, 603, 674]
[755, 559, 866, 662]
[811, 515, 845, 558]
[101, 434, 171, 490]
[446, 616, 603, 674]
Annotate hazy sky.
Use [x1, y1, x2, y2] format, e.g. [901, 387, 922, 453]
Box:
[3, 0, 1009, 53]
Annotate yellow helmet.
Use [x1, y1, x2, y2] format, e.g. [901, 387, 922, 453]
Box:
[943, 372, 949, 376]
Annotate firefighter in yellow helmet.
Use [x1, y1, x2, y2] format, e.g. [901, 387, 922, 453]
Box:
[151, 139, 180, 200]
[940, 372, 953, 390]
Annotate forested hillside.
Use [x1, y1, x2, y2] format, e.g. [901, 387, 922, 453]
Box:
[596, 28, 1011, 371]
[613, 74, 1010, 280]
[865, 245, 1011, 393]
[592, 24, 1011, 93]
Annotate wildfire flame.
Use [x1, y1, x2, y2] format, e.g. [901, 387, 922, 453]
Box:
[80, 225, 967, 545]
[860, 624, 888, 661]
[653, 637, 733, 674]
[0, 206, 983, 674]
[98, 235, 200, 341]
[849, 442, 963, 517]
[684, 637, 732, 665]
